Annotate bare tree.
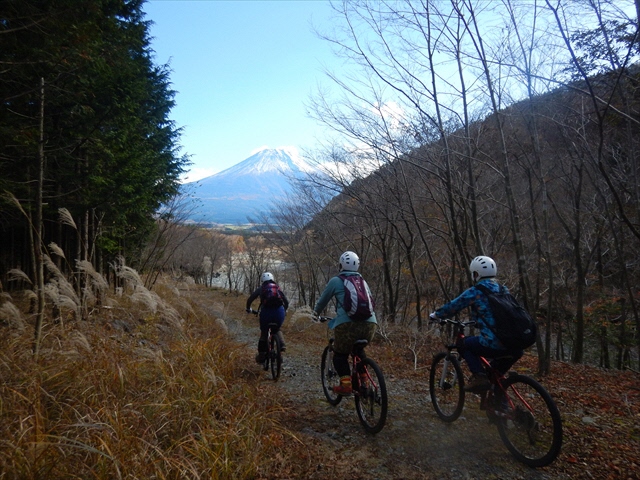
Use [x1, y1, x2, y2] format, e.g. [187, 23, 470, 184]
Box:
[281, 0, 640, 369]
[137, 192, 201, 289]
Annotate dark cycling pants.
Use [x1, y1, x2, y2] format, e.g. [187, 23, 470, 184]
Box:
[258, 306, 286, 353]
[461, 336, 523, 375]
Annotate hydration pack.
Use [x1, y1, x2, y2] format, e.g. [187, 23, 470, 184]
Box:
[476, 283, 537, 350]
[339, 274, 375, 321]
[261, 282, 284, 308]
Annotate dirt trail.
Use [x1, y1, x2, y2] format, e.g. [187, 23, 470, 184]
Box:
[266, 343, 558, 478]
[195, 289, 568, 480]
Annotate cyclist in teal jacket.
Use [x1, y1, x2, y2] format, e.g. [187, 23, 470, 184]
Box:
[314, 251, 377, 395]
[430, 256, 523, 392]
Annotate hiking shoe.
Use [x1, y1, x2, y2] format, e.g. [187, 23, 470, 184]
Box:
[333, 383, 353, 395]
[255, 353, 266, 364]
[280, 345, 286, 352]
[464, 373, 490, 392]
[333, 375, 352, 395]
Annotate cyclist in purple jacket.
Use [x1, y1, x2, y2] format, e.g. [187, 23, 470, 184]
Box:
[430, 256, 523, 392]
[246, 272, 289, 363]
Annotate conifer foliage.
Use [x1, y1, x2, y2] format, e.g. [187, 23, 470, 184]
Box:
[0, 0, 188, 279]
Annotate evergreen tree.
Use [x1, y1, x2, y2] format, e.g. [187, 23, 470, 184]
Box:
[0, 0, 188, 279]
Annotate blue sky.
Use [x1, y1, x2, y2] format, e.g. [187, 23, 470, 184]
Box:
[144, 0, 339, 182]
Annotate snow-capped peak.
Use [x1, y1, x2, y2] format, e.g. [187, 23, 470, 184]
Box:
[181, 146, 328, 225]
[212, 147, 314, 178]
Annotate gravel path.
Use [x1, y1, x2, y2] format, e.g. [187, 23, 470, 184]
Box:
[197, 292, 568, 479]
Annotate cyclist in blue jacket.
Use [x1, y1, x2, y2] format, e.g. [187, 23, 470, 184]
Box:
[430, 256, 523, 392]
[313, 251, 377, 395]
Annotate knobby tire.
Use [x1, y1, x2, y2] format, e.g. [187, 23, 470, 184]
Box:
[429, 351, 465, 422]
[354, 357, 388, 434]
[321, 345, 342, 405]
[495, 374, 562, 467]
[270, 333, 282, 381]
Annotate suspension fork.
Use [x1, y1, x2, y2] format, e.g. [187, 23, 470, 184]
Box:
[439, 350, 457, 388]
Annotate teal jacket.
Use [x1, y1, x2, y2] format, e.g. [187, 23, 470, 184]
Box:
[314, 271, 377, 329]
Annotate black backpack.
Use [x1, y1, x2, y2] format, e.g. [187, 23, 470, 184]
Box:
[339, 274, 375, 321]
[476, 284, 537, 350]
[261, 282, 284, 308]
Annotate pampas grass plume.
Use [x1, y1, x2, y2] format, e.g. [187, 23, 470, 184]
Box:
[8, 268, 32, 285]
[58, 207, 77, 229]
[0, 302, 25, 330]
[44, 255, 63, 279]
[130, 287, 158, 312]
[49, 242, 66, 259]
[118, 266, 143, 287]
[77, 260, 109, 291]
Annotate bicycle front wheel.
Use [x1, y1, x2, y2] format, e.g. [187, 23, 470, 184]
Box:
[495, 374, 563, 467]
[270, 334, 282, 381]
[429, 351, 465, 422]
[321, 345, 342, 405]
[354, 357, 388, 434]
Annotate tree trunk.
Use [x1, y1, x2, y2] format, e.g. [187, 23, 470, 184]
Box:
[32, 78, 46, 357]
[600, 324, 610, 369]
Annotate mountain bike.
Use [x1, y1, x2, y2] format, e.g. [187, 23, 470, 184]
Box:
[248, 309, 282, 381]
[317, 316, 388, 434]
[428, 317, 563, 467]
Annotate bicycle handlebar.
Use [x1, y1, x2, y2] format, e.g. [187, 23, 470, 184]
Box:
[246, 308, 259, 315]
[313, 315, 332, 323]
[429, 316, 476, 328]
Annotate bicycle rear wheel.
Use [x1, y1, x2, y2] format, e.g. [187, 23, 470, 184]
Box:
[269, 333, 282, 380]
[354, 357, 388, 434]
[429, 351, 465, 422]
[495, 374, 562, 467]
[321, 345, 342, 405]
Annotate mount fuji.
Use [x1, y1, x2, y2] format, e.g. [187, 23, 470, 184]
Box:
[183, 147, 315, 225]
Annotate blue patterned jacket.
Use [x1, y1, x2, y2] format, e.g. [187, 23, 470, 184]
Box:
[434, 278, 506, 350]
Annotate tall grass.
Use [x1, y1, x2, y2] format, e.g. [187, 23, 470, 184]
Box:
[0, 278, 295, 479]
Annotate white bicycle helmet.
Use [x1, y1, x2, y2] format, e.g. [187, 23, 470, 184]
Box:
[469, 256, 497, 279]
[261, 272, 274, 283]
[339, 251, 360, 272]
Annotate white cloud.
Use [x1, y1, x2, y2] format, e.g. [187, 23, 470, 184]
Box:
[276, 145, 300, 157]
[181, 167, 217, 183]
[374, 100, 405, 131]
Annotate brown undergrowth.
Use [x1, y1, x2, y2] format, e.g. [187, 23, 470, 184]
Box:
[0, 282, 293, 479]
[0, 282, 638, 479]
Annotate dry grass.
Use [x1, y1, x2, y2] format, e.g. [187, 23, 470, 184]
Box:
[0, 279, 296, 479]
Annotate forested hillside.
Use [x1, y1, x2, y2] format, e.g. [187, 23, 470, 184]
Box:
[203, 1, 640, 374]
